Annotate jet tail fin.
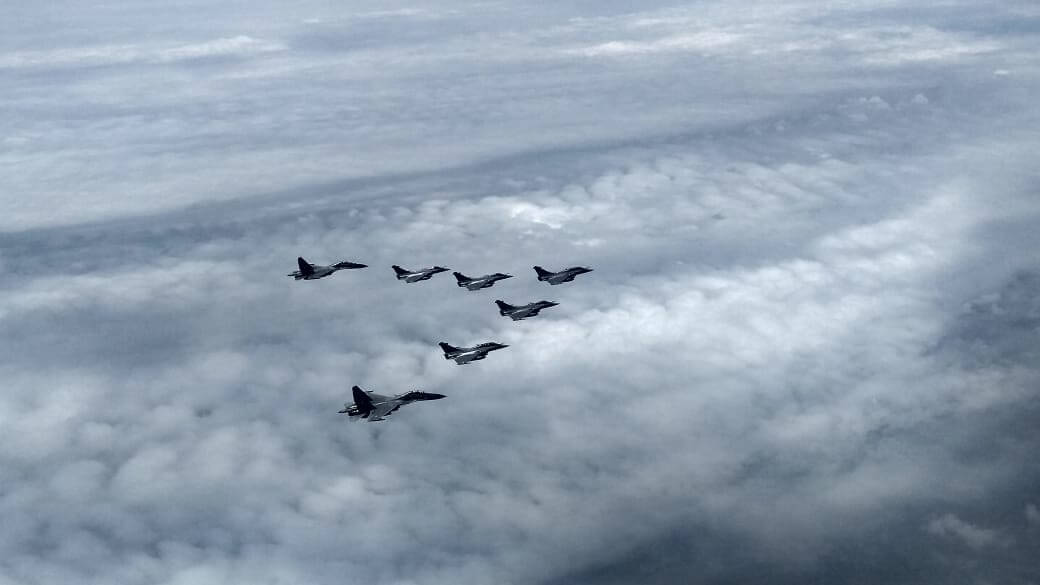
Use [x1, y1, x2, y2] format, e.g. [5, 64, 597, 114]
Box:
[495, 300, 515, 314]
[392, 265, 409, 277]
[439, 342, 459, 355]
[351, 385, 374, 415]
[453, 272, 471, 283]
[533, 265, 552, 279]
[298, 257, 315, 275]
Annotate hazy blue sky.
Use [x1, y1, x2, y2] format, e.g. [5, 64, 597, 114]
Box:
[1, 1, 1038, 584]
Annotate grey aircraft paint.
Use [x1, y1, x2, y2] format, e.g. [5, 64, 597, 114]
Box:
[392, 265, 450, 283]
[533, 265, 593, 285]
[438, 341, 510, 364]
[495, 299, 559, 321]
[453, 271, 513, 290]
[339, 385, 445, 422]
[288, 256, 367, 280]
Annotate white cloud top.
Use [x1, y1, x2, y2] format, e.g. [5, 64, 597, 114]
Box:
[1, 1, 1038, 584]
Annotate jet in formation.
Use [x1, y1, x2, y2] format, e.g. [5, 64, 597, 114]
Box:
[289, 256, 368, 280]
[338, 385, 445, 421]
[534, 265, 593, 285]
[495, 299, 558, 321]
[392, 265, 450, 283]
[439, 341, 509, 364]
[453, 271, 513, 291]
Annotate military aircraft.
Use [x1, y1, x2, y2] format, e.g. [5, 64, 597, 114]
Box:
[453, 271, 513, 291]
[439, 341, 509, 364]
[533, 265, 593, 285]
[338, 385, 445, 421]
[392, 265, 450, 283]
[288, 256, 367, 280]
[495, 299, 558, 321]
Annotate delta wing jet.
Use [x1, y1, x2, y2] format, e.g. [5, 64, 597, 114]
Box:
[533, 265, 593, 285]
[495, 299, 558, 321]
[439, 341, 509, 364]
[453, 271, 513, 291]
[289, 256, 367, 280]
[392, 265, 450, 283]
[338, 385, 445, 421]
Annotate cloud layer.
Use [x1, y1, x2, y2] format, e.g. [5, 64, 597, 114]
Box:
[2, 1, 1039, 584]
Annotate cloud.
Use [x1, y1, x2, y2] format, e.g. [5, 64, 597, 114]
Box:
[2, 1, 1040, 584]
[0, 36, 285, 69]
[1027, 504, 1040, 527]
[926, 514, 1010, 550]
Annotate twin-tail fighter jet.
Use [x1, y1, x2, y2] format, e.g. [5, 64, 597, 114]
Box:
[439, 341, 509, 364]
[453, 271, 513, 291]
[392, 265, 450, 283]
[495, 299, 558, 321]
[533, 265, 593, 285]
[289, 257, 367, 280]
[338, 385, 445, 421]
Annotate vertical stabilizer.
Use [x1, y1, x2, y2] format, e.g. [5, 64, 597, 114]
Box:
[533, 266, 552, 279]
[298, 257, 315, 275]
[351, 385, 374, 415]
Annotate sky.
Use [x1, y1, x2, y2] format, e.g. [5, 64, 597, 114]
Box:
[1, 1, 1039, 584]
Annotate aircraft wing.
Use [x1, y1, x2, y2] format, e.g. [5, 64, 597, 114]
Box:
[367, 400, 398, 421]
[453, 353, 479, 364]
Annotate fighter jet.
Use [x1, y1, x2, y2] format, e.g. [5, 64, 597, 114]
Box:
[453, 271, 513, 291]
[338, 385, 445, 421]
[439, 341, 509, 364]
[392, 265, 450, 283]
[495, 299, 558, 321]
[533, 265, 593, 285]
[288, 256, 367, 280]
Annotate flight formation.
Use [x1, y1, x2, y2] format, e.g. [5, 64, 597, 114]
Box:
[290, 256, 593, 421]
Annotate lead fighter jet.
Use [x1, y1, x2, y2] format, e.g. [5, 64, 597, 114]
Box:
[533, 265, 593, 285]
[495, 299, 558, 321]
[453, 271, 513, 291]
[392, 265, 450, 283]
[288, 256, 367, 280]
[439, 341, 509, 364]
[338, 385, 445, 421]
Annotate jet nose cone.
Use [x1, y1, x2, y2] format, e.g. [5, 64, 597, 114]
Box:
[356, 263, 369, 268]
[427, 393, 446, 400]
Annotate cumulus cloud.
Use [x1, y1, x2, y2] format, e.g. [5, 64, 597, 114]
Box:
[1027, 504, 1040, 527]
[926, 514, 1010, 550]
[2, 1, 1040, 584]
